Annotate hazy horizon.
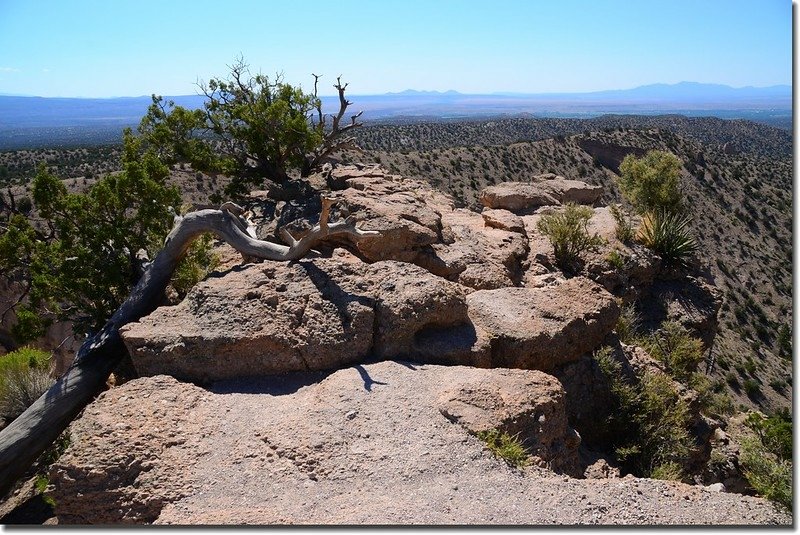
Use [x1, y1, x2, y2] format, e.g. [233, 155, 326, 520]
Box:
[0, 80, 791, 101]
[0, 0, 791, 99]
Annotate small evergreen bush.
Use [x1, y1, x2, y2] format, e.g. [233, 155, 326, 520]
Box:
[594, 346, 692, 479]
[643, 321, 704, 382]
[537, 203, 603, 273]
[740, 410, 792, 511]
[615, 304, 641, 344]
[609, 203, 635, 243]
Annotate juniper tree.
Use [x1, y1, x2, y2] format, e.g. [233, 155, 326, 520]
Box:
[138, 57, 363, 199]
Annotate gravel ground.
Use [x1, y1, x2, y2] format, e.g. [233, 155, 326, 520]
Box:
[144, 362, 790, 526]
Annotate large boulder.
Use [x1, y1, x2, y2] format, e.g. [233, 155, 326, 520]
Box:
[438, 367, 581, 475]
[120, 258, 472, 382]
[339, 173, 445, 262]
[480, 176, 603, 213]
[466, 276, 620, 371]
[48, 375, 215, 524]
[420, 208, 529, 290]
[120, 259, 376, 382]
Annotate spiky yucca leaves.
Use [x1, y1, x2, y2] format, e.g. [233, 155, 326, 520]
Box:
[638, 210, 698, 268]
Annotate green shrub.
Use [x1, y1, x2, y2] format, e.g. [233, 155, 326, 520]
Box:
[536, 203, 603, 273]
[746, 409, 792, 460]
[171, 232, 219, 298]
[740, 436, 792, 511]
[0, 347, 53, 421]
[769, 378, 787, 393]
[594, 347, 692, 479]
[743, 379, 761, 399]
[609, 203, 635, 243]
[637, 210, 698, 268]
[776, 324, 791, 360]
[725, 371, 739, 387]
[688, 373, 734, 419]
[476, 429, 529, 468]
[606, 250, 625, 270]
[618, 150, 684, 214]
[650, 461, 685, 482]
[616, 304, 641, 344]
[643, 321, 704, 382]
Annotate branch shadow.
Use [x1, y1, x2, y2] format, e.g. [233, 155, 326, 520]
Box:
[298, 260, 374, 327]
[354, 364, 388, 392]
[208, 368, 334, 396]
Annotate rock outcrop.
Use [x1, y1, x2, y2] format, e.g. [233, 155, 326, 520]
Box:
[121, 259, 476, 382]
[466, 277, 620, 371]
[47, 363, 788, 526]
[42, 165, 744, 525]
[480, 175, 603, 212]
[438, 367, 581, 475]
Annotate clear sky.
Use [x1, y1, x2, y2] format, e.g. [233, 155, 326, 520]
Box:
[0, 0, 791, 98]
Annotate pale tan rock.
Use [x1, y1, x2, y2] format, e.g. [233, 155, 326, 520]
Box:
[480, 182, 559, 212]
[480, 177, 603, 212]
[340, 174, 444, 262]
[438, 367, 581, 475]
[368, 261, 470, 359]
[120, 259, 473, 381]
[466, 276, 620, 371]
[120, 259, 375, 382]
[424, 208, 529, 290]
[48, 375, 216, 524]
[481, 208, 526, 234]
[47, 364, 790, 526]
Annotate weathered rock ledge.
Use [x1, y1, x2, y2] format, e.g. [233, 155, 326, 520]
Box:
[44, 166, 747, 525]
[48, 364, 789, 525]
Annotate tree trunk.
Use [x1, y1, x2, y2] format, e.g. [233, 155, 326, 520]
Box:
[0, 199, 378, 498]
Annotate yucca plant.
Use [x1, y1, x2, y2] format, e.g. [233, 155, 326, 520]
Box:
[638, 210, 697, 268]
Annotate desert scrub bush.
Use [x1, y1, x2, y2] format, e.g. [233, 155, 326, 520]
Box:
[637, 210, 698, 268]
[776, 324, 791, 360]
[688, 373, 734, 419]
[606, 250, 625, 270]
[642, 321, 704, 382]
[615, 303, 641, 344]
[650, 461, 685, 482]
[171, 232, 220, 299]
[609, 203, 635, 243]
[476, 429, 529, 468]
[0, 347, 53, 421]
[740, 410, 792, 511]
[618, 150, 684, 215]
[536, 203, 603, 273]
[743, 379, 761, 399]
[594, 346, 692, 480]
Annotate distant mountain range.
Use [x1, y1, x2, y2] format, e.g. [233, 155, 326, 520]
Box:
[0, 82, 791, 149]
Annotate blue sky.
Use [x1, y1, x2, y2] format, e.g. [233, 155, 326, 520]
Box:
[0, 0, 791, 98]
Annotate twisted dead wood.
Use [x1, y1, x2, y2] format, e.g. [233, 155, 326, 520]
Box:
[0, 197, 379, 498]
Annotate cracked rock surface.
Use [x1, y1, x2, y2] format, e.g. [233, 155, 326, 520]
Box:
[48, 364, 789, 525]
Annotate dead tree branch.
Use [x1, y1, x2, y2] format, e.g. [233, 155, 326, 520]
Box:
[0, 198, 379, 498]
